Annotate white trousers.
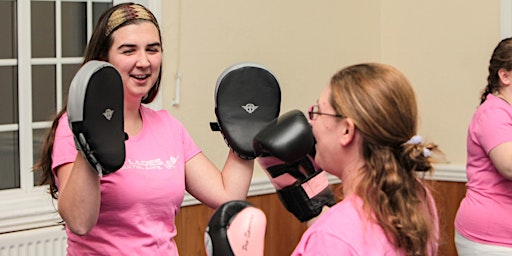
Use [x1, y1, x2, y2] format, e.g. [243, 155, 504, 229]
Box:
[455, 230, 512, 256]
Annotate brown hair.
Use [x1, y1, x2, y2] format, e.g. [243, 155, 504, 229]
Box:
[34, 3, 163, 199]
[330, 63, 439, 256]
[481, 37, 512, 104]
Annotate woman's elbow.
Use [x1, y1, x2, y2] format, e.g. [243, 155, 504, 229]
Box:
[65, 220, 96, 236]
[70, 226, 93, 236]
[58, 209, 97, 236]
[499, 169, 512, 180]
[495, 161, 512, 180]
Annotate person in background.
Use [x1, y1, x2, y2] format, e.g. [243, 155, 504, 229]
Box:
[33, 3, 254, 255]
[454, 37, 512, 255]
[294, 63, 440, 255]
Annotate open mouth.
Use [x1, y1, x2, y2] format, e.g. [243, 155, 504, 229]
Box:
[131, 74, 150, 80]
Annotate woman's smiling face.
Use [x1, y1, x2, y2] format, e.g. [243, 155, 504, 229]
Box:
[107, 21, 162, 102]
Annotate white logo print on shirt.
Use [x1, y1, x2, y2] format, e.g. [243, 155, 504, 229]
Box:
[164, 156, 179, 169]
[121, 155, 180, 170]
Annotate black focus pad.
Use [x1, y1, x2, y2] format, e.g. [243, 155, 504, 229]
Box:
[211, 63, 281, 159]
[67, 60, 126, 176]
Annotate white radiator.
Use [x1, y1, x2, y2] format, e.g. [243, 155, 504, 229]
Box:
[0, 225, 67, 256]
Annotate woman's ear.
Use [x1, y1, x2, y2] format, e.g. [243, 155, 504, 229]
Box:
[498, 68, 512, 86]
[339, 118, 357, 146]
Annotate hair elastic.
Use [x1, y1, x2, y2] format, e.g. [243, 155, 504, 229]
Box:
[404, 135, 431, 157]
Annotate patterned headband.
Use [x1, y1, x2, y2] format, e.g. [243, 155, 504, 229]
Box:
[105, 4, 159, 37]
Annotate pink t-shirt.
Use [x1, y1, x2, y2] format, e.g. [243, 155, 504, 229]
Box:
[455, 94, 512, 247]
[52, 106, 201, 255]
[292, 193, 438, 256]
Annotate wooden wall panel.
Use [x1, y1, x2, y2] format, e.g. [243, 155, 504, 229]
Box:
[175, 181, 466, 256]
[425, 180, 467, 256]
[175, 204, 215, 256]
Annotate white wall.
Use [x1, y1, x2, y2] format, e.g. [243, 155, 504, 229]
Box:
[159, 0, 501, 175]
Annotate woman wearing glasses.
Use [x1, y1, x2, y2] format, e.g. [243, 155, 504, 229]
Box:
[292, 63, 442, 256]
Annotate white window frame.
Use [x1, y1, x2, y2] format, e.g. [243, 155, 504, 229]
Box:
[502, 0, 512, 38]
[0, 0, 161, 234]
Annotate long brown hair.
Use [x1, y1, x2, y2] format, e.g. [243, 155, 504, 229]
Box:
[330, 63, 440, 256]
[481, 37, 512, 104]
[33, 2, 163, 199]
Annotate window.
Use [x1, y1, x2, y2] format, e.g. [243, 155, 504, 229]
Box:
[0, 0, 161, 234]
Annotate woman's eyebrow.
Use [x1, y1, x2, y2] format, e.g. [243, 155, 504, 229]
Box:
[116, 42, 161, 49]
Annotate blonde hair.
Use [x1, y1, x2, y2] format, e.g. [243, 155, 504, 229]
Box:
[330, 63, 439, 256]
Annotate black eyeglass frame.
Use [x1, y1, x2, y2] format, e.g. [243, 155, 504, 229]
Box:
[308, 104, 345, 120]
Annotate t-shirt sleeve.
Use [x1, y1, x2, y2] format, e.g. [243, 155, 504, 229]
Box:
[180, 123, 202, 162]
[51, 113, 78, 175]
[474, 106, 512, 154]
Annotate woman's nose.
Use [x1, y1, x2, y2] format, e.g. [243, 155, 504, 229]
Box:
[136, 52, 150, 67]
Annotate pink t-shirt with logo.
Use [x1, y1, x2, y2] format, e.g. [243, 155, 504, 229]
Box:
[52, 106, 201, 255]
[455, 94, 512, 247]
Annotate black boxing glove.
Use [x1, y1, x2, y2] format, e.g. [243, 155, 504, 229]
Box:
[253, 110, 336, 222]
[210, 62, 281, 159]
[205, 200, 266, 256]
[67, 60, 126, 176]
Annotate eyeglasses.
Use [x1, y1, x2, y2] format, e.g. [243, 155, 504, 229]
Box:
[308, 104, 344, 120]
